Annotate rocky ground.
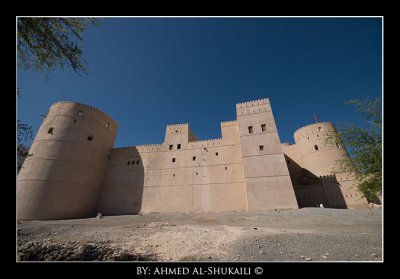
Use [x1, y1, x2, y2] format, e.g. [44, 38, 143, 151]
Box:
[17, 208, 382, 262]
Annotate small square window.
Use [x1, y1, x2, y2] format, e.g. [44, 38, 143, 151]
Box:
[259, 145, 264, 151]
[193, 156, 196, 161]
[48, 127, 54, 134]
[215, 152, 218, 156]
[196, 172, 198, 175]
[261, 124, 266, 132]
[87, 135, 94, 141]
[172, 158, 176, 162]
[177, 144, 181, 149]
[225, 166, 227, 170]
[169, 145, 173, 150]
[248, 126, 253, 134]
[173, 173, 175, 177]
[127, 161, 131, 165]
[136, 160, 139, 165]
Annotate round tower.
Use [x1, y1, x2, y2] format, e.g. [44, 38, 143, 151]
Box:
[293, 122, 348, 177]
[293, 122, 368, 208]
[17, 102, 118, 220]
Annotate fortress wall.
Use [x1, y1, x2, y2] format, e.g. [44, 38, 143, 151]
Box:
[19, 98, 370, 220]
[17, 102, 118, 220]
[98, 121, 247, 215]
[236, 98, 298, 210]
[292, 183, 329, 208]
[334, 179, 368, 208]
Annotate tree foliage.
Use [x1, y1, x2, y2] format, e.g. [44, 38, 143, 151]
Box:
[17, 17, 99, 75]
[333, 98, 382, 203]
[17, 119, 33, 146]
[17, 17, 99, 147]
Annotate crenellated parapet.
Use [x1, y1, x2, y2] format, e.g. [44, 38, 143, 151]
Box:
[50, 101, 118, 129]
[190, 138, 223, 148]
[220, 120, 238, 127]
[235, 98, 269, 109]
[293, 122, 336, 142]
[236, 98, 272, 117]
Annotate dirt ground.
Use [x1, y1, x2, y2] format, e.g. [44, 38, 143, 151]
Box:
[17, 208, 382, 262]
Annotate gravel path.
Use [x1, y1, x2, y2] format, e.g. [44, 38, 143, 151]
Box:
[17, 208, 382, 262]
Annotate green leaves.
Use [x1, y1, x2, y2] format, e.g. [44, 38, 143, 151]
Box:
[17, 119, 33, 145]
[337, 98, 382, 203]
[17, 17, 99, 75]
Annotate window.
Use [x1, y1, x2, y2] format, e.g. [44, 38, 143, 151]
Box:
[287, 160, 291, 164]
[193, 156, 196, 161]
[215, 152, 218, 156]
[318, 127, 322, 131]
[314, 145, 318, 151]
[248, 126, 253, 133]
[73, 119, 77, 123]
[225, 166, 227, 170]
[169, 145, 173, 150]
[87, 135, 94, 141]
[307, 137, 309, 140]
[136, 160, 139, 165]
[172, 158, 176, 163]
[127, 161, 131, 165]
[259, 145, 264, 151]
[261, 124, 266, 132]
[105, 123, 110, 128]
[48, 127, 54, 134]
[177, 144, 181, 149]
[173, 173, 175, 177]
[317, 134, 319, 137]
[196, 172, 198, 175]
[335, 142, 341, 148]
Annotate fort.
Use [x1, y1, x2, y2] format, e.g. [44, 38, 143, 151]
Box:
[16, 98, 368, 220]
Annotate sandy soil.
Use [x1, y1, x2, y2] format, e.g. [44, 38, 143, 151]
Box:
[17, 208, 382, 262]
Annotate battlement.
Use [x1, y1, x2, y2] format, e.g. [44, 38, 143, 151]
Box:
[166, 123, 189, 128]
[236, 98, 269, 109]
[190, 138, 223, 148]
[51, 101, 118, 125]
[221, 120, 238, 127]
[293, 122, 335, 137]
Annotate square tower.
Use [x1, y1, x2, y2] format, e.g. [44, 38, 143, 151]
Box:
[236, 98, 298, 210]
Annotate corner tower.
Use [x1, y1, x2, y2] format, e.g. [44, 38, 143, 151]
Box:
[236, 98, 298, 210]
[17, 102, 118, 220]
[293, 122, 368, 208]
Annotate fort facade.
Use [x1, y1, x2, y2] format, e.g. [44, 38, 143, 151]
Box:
[17, 98, 368, 220]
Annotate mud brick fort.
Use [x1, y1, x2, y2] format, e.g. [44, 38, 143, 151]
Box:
[17, 98, 367, 220]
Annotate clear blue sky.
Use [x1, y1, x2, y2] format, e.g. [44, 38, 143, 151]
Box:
[18, 17, 382, 148]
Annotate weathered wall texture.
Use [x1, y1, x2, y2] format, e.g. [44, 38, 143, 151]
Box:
[17, 102, 118, 220]
[282, 122, 368, 209]
[97, 122, 248, 214]
[236, 99, 298, 210]
[17, 98, 368, 220]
